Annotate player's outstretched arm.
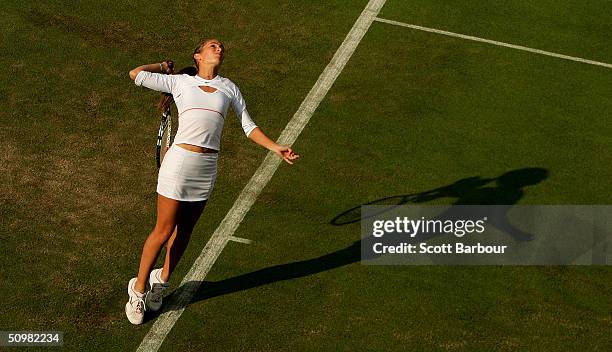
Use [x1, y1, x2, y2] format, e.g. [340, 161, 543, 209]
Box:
[248, 127, 300, 165]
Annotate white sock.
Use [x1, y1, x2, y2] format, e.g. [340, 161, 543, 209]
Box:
[156, 269, 167, 284]
[132, 281, 146, 297]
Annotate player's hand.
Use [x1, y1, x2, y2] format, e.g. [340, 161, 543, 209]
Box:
[162, 60, 175, 74]
[274, 145, 300, 165]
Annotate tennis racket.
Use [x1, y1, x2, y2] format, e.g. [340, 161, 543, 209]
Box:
[156, 103, 173, 168]
[156, 60, 175, 168]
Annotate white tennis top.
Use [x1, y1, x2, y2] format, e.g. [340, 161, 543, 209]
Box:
[135, 71, 258, 151]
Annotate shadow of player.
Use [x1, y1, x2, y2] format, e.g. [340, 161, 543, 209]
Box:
[152, 167, 548, 316]
[334, 168, 548, 242]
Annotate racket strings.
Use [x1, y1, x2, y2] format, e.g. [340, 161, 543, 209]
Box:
[156, 108, 173, 168]
[165, 109, 172, 152]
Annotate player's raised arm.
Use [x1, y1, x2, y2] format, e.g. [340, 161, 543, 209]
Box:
[128, 60, 175, 80]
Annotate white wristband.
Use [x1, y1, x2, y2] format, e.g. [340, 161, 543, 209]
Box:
[159, 62, 164, 73]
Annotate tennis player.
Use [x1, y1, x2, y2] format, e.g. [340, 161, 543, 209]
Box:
[125, 39, 299, 325]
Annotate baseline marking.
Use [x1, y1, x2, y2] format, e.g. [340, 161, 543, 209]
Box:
[136, 0, 387, 351]
[374, 17, 612, 69]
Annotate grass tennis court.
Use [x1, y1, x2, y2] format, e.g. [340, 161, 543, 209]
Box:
[2, 0, 611, 350]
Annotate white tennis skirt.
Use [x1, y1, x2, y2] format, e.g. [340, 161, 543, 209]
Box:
[157, 145, 218, 201]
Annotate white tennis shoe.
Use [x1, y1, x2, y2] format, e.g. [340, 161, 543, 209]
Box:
[145, 268, 170, 312]
[125, 278, 146, 325]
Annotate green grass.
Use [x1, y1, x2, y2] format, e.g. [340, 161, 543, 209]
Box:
[380, 0, 612, 62]
[1, 0, 611, 351]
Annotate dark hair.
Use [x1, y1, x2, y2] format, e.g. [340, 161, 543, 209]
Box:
[156, 66, 198, 112]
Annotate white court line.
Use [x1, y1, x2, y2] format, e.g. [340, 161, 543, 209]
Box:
[374, 17, 612, 69]
[228, 236, 253, 244]
[136, 0, 387, 351]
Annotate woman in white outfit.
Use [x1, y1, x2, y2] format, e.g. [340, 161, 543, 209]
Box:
[125, 39, 299, 324]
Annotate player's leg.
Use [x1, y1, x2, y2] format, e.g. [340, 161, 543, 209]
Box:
[162, 199, 207, 281]
[127, 194, 180, 324]
[144, 199, 206, 312]
[134, 194, 181, 293]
